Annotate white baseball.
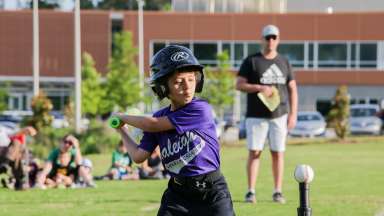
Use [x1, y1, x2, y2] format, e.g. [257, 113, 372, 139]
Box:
[294, 164, 314, 183]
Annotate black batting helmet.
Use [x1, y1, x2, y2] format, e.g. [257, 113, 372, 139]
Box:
[150, 45, 204, 100]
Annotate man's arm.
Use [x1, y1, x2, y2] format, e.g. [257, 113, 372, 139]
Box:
[236, 76, 273, 96]
[287, 80, 298, 130]
[117, 126, 151, 164]
[114, 114, 174, 133]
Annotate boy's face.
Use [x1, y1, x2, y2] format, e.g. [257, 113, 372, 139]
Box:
[167, 71, 197, 108]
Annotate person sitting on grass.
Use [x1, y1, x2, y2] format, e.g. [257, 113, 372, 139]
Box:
[35, 134, 95, 189]
[96, 141, 139, 180]
[75, 158, 96, 188]
[139, 147, 168, 180]
[0, 126, 37, 190]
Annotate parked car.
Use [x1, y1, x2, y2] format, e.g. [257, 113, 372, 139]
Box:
[289, 111, 326, 137]
[349, 104, 382, 135]
[0, 114, 23, 124]
[51, 111, 70, 128]
[238, 118, 246, 139]
[0, 112, 24, 135]
[0, 121, 19, 136]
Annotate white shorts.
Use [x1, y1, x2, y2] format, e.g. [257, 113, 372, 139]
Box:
[246, 114, 288, 152]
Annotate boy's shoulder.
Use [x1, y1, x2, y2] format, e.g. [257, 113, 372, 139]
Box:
[153, 106, 171, 117]
[188, 98, 211, 108]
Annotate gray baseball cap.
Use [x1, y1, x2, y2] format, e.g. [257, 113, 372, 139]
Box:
[262, 25, 280, 37]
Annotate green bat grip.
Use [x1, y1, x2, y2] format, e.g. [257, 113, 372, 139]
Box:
[108, 116, 122, 128]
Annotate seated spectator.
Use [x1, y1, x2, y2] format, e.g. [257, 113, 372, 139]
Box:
[0, 126, 37, 190]
[75, 158, 96, 188]
[138, 147, 168, 180]
[96, 141, 138, 180]
[35, 134, 95, 189]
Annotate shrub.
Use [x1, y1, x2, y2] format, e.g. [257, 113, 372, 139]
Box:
[23, 91, 53, 131]
[327, 85, 350, 139]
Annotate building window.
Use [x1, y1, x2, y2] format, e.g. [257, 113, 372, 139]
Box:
[153, 42, 166, 55]
[279, 43, 305, 68]
[369, 98, 379, 104]
[170, 42, 190, 48]
[47, 95, 69, 111]
[111, 19, 123, 53]
[150, 40, 379, 70]
[318, 43, 347, 68]
[193, 43, 218, 66]
[308, 43, 315, 68]
[359, 43, 377, 68]
[247, 43, 261, 56]
[234, 43, 244, 67]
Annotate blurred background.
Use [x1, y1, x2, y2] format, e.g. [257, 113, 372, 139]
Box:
[0, 0, 384, 155]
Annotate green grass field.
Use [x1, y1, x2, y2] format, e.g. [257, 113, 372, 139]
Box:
[1, 137, 383, 216]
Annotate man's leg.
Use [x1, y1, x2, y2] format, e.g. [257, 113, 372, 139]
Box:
[247, 150, 262, 192]
[269, 115, 288, 203]
[271, 151, 284, 193]
[245, 118, 268, 203]
[246, 150, 261, 203]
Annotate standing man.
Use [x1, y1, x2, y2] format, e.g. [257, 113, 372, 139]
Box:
[236, 24, 298, 204]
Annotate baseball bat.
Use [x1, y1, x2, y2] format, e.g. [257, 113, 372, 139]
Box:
[108, 116, 122, 128]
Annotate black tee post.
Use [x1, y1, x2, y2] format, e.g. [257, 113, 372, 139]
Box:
[297, 182, 312, 216]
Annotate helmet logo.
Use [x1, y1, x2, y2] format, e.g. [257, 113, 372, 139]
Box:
[170, 51, 189, 62]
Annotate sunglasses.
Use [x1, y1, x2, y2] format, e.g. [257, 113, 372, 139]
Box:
[63, 140, 73, 145]
[264, 35, 277, 41]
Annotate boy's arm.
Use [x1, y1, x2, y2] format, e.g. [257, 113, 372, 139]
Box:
[114, 114, 174, 132]
[117, 126, 151, 164]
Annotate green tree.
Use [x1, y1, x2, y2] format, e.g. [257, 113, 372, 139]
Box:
[80, 0, 95, 9]
[101, 31, 141, 113]
[81, 52, 104, 117]
[29, 0, 59, 9]
[98, 0, 133, 10]
[98, 0, 171, 10]
[144, 0, 172, 10]
[200, 51, 235, 119]
[327, 85, 350, 139]
[25, 91, 54, 131]
[0, 84, 9, 112]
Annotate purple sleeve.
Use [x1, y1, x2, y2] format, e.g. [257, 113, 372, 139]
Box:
[138, 131, 157, 153]
[167, 100, 213, 134]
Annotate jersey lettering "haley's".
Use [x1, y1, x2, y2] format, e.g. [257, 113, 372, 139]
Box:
[161, 131, 197, 159]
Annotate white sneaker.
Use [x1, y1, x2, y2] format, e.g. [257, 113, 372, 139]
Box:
[34, 183, 46, 190]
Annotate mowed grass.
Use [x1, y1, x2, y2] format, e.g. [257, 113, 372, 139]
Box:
[1, 136, 384, 216]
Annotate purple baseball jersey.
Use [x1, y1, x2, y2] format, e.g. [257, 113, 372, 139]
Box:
[138, 98, 220, 177]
